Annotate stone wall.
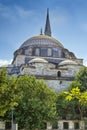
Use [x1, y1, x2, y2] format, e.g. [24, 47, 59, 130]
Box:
[0, 121, 5, 130]
[19, 62, 83, 92]
[20, 62, 83, 77]
[47, 120, 86, 130]
[45, 80, 71, 92]
[13, 55, 25, 66]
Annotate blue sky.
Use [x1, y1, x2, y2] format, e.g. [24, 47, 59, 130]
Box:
[0, 0, 87, 66]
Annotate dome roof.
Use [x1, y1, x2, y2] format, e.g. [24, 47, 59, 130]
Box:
[59, 60, 78, 66]
[20, 35, 64, 49]
[29, 58, 48, 63]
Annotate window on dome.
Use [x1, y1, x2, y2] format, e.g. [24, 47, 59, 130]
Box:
[62, 52, 65, 58]
[41, 48, 47, 57]
[29, 48, 32, 55]
[58, 49, 61, 57]
[25, 48, 32, 55]
[48, 48, 52, 56]
[52, 48, 58, 57]
[35, 48, 40, 56]
[19, 49, 23, 54]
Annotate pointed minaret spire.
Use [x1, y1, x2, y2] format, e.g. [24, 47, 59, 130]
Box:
[44, 8, 51, 36]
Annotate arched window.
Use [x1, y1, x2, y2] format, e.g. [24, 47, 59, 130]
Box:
[52, 48, 58, 57]
[58, 49, 61, 57]
[48, 48, 52, 56]
[62, 52, 65, 58]
[25, 49, 28, 55]
[57, 71, 61, 77]
[35, 48, 40, 56]
[28, 48, 32, 55]
[41, 48, 47, 57]
[25, 48, 32, 55]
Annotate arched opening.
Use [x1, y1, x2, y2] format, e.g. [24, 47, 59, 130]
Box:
[57, 71, 61, 77]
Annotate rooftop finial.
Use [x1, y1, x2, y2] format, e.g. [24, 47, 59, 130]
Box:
[44, 8, 51, 36]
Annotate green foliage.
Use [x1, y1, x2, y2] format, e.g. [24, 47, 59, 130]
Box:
[0, 68, 21, 116]
[70, 67, 87, 91]
[56, 67, 87, 120]
[56, 91, 79, 119]
[13, 75, 57, 130]
[63, 87, 87, 119]
[65, 87, 87, 106]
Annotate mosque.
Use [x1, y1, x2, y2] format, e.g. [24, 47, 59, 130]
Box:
[1, 9, 86, 130]
[6, 9, 83, 92]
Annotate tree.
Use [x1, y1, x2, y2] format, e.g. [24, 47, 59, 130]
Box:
[56, 91, 79, 120]
[13, 74, 57, 130]
[64, 87, 87, 119]
[0, 68, 21, 116]
[56, 87, 87, 120]
[56, 67, 87, 120]
[70, 67, 87, 92]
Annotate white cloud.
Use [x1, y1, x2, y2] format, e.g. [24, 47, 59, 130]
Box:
[0, 3, 34, 20]
[0, 59, 12, 67]
[51, 13, 68, 26]
[0, 3, 16, 21]
[15, 6, 33, 18]
[50, 7, 70, 27]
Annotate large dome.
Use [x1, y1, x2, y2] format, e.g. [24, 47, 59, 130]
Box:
[13, 9, 77, 65]
[20, 35, 64, 49]
[14, 33, 76, 61]
[14, 34, 65, 60]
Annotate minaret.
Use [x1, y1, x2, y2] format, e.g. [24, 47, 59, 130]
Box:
[44, 8, 51, 36]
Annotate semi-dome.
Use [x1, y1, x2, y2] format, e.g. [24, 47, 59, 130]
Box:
[20, 35, 64, 49]
[59, 60, 78, 66]
[29, 58, 48, 63]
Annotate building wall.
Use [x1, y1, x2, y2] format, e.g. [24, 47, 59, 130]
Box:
[18, 61, 83, 92]
[45, 80, 72, 92]
[13, 55, 25, 66]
